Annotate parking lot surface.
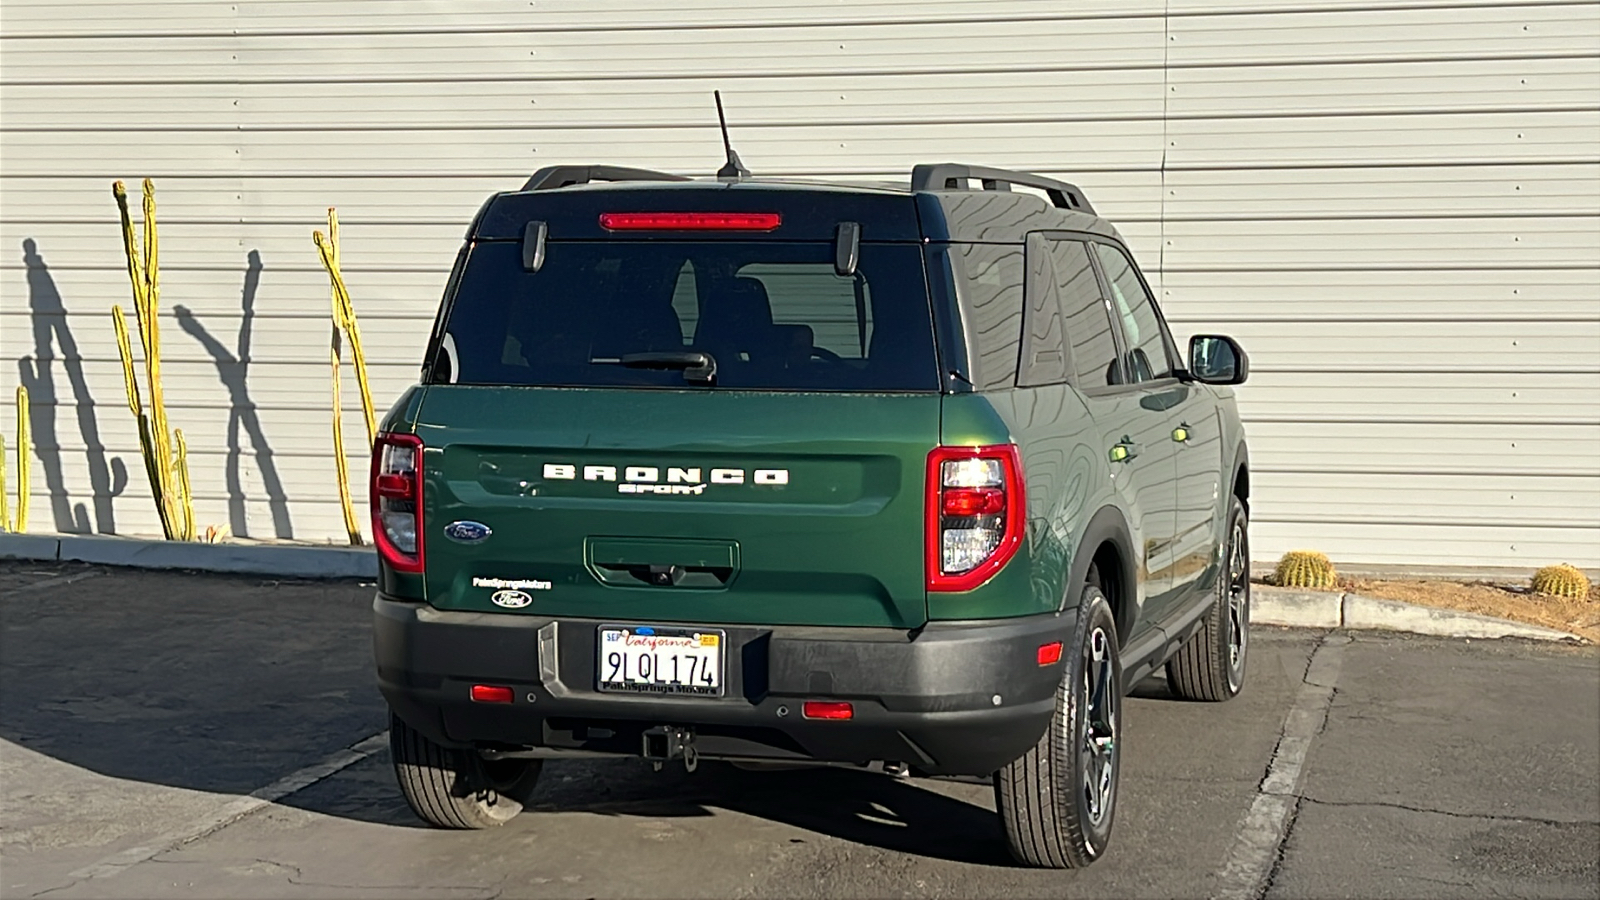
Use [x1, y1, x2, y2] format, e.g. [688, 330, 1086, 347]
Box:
[2, 561, 1596, 899]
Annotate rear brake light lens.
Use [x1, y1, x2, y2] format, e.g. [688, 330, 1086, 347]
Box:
[598, 211, 782, 232]
[941, 487, 1006, 517]
[802, 701, 854, 720]
[371, 433, 424, 574]
[926, 444, 1024, 592]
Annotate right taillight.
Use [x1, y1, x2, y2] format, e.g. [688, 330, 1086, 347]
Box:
[371, 432, 424, 573]
[926, 444, 1024, 592]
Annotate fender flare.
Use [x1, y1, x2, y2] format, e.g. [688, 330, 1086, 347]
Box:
[1065, 505, 1139, 636]
[1230, 441, 1251, 511]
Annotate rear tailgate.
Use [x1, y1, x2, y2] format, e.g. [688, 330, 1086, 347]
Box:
[418, 387, 938, 628]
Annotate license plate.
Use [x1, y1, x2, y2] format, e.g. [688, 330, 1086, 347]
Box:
[596, 626, 724, 696]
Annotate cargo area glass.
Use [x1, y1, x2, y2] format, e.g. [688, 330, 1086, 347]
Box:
[437, 241, 940, 391]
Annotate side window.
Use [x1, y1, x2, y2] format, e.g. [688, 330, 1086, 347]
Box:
[1092, 243, 1172, 382]
[737, 263, 871, 359]
[1018, 234, 1068, 386]
[1049, 240, 1122, 388]
[951, 242, 1025, 390]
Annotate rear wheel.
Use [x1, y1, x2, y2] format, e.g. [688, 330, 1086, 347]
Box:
[995, 585, 1122, 868]
[389, 712, 543, 829]
[1166, 496, 1250, 702]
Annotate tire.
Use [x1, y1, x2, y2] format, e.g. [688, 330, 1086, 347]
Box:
[1166, 495, 1250, 702]
[389, 712, 543, 829]
[994, 585, 1123, 868]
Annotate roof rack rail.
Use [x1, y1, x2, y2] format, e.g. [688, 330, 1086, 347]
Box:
[522, 165, 692, 192]
[910, 163, 1095, 215]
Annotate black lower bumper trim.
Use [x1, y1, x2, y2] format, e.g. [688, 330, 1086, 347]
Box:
[373, 597, 1075, 776]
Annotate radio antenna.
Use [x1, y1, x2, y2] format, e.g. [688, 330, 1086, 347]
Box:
[713, 91, 750, 182]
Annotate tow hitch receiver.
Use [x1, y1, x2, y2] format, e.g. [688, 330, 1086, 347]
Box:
[642, 725, 698, 773]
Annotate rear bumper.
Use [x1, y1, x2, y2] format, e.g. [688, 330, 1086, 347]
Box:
[373, 597, 1074, 776]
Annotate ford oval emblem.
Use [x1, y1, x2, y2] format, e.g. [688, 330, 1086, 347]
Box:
[443, 520, 492, 543]
[490, 589, 532, 609]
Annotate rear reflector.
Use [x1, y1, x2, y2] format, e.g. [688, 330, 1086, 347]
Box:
[470, 684, 514, 703]
[802, 701, 853, 720]
[599, 211, 782, 232]
[1037, 642, 1063, 666]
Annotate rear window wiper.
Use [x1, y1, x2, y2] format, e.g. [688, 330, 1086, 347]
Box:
[590, 351, 717, 385]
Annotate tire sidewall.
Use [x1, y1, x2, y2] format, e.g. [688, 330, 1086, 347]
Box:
[1066, 588, 1122, 859]
[1217, 498, 1250, 693]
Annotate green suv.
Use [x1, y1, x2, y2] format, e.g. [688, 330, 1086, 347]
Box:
[371, 162, 1252, 868]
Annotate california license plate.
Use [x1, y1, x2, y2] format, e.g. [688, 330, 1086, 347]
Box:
[597, 626, 724, 696]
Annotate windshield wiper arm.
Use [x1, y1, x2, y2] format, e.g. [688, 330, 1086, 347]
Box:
[590, 351, 717, 385]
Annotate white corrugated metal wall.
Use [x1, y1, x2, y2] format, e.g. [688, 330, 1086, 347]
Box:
[2, 0, 1597, 567]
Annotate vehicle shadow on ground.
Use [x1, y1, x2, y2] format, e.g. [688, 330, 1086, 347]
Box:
[283, 750, 1015, 860]
[0, 566, 388, 805]
[540, 760, 1012, 865]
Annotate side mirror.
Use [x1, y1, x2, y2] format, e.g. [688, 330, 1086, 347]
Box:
[1187, 334, 1248, 385]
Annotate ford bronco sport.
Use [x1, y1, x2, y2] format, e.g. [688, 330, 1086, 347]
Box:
[371, 162, 1252, 868]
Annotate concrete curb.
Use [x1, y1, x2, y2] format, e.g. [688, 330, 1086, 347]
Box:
[1253, 585, 1584, 643]
[0, 533, 377, 579]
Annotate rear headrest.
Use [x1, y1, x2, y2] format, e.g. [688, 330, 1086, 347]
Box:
[695, 276, 774, 346]
[724, 277, 774, 327]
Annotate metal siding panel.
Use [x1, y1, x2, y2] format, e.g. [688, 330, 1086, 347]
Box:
[1163, 164, 1600, 218]
[1253, 471, 1600, 527]
[0, 171, 1167, 220]
[1232, 371, 1600, 424]
[1162, 216, 1600, 269]
[1250, 521, 1599, 568]
[1247, 421, 1600, 476]
[2, 21, 1165, 81]
[1167, 57, 1600, 117]
[0, 123, 1171, 175]
[0, 1, 1165, 35]
[1167, 5, 1600, 65]
[1159, 268, 1600, 320]
[2, 72, 1171, 130]
[1166, 110, 1600, 166]
[8, 360, 423, 413]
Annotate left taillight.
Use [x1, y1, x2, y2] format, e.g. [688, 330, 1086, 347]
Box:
[371, 432, 424, 573]
[926, 444, 1024, 592]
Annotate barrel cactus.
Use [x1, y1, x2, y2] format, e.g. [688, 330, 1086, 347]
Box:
[1274, 550, 1338, 589]
[1531, 564, 1591, 600]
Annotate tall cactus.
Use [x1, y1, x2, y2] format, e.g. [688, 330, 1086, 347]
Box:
[314, 208, 377, 546]
[113, 179, 193, 541]
[0, 386, 30, 532]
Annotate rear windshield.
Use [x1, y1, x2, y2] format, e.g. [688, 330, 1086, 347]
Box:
[436, 241, 940, 391]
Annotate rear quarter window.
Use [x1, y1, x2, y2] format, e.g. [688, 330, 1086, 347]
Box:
[946, 243, 1025, 391]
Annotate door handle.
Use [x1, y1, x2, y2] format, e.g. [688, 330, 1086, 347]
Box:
[1109, 439, 1141, 463]
[1172, 423, 1192, 443]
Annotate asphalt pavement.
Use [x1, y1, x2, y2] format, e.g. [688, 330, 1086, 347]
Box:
[1, 561, 1595, 899]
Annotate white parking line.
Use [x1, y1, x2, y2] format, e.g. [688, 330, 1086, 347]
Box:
[66, 731, 388, 882]
[1, 569, 103, 597]
[1214, 635, 1347, 900]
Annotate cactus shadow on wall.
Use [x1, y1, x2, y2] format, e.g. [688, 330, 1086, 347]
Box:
[173, 250, 293, 539]
[17, 238, 128, 534]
